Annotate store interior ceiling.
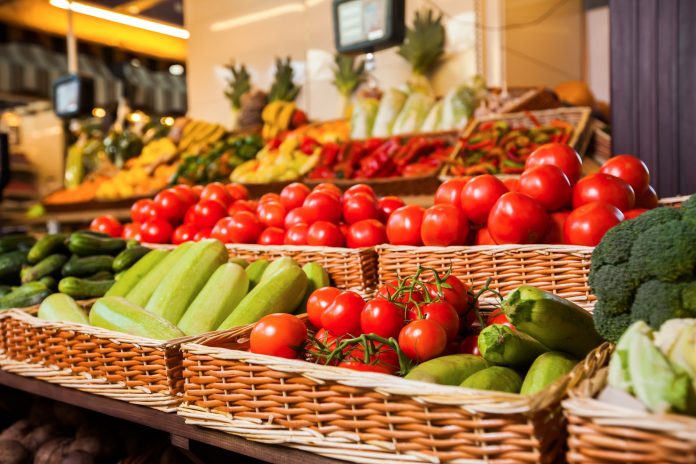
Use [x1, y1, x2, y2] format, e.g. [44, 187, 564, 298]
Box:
[87, 0, 183, 26]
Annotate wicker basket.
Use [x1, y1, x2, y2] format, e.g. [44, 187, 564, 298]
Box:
[376, 244, 595, 309]
[564, 367, 696, 463]
[178, 321, 611, 464]
[304, 170, 441, 197]
[0, 304, 189, 411]
[489, 87, 563, 114]
[588, 119, 611, 165]
[659, 195, 691, 208]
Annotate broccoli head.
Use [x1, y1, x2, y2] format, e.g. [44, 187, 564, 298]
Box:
[628, 221, 696, 282]
[682, 195, 696, 224]
[630, 280, 694, 329]
[593, 300, 632, 343]
[588, 262, 637, 315]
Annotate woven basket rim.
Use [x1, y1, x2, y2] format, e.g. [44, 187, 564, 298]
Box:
[145, 242, 375, 254]
[375, 243, 594, 253]
[658, 195, 691, 205]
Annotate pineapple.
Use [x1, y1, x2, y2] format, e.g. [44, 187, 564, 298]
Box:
[398, 9, 445, 94]
[332, 53, 366, 119]
[268, 57, 301, 102]
[224, 62, 251, 130]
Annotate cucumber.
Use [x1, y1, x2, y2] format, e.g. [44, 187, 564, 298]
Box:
[27, 233, 69, 264]
[244, 259, 269, 289]
[259, 257, 299, 284]
[38, 293, 89, 324]
[62, 255, 114, 277]
[58, 277, 114, 299]
[145, 240, 227, 324]
[89, 296, 184, 340]
[86, 270, 114, 280]
[229, 258, 249, 268]
[297, 262, 330, 314]
[502, 286, 603, 358]
[0, 234, 36, 254]
[0, 282, 51, 309]
[38, 276, 57, 290]
[0, 285, 11, 297]
[460, 366, 523, 393]
[0, 250, 28, 280]
[218, 265, 308, 330]
[20, 254, 68, 284]
[404, 354, 489, 386]
[125, 243, 192, 306]
[106, 249, 168, 298]
[478, 324, 549, 368]
[177, 262, 249, 335]
[67, 232, 126, 256]
[520, 351, 579, 395]
[112, 246, 151, 273]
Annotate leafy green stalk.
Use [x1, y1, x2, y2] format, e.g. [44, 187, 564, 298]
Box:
[224, 62, 251, 110]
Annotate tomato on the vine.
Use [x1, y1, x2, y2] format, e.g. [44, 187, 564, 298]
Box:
[338, 361, 392, 374]
[140, 218, 173, 244]
[257, 227, 285, 245]
[407, 301, 459, 341]
[376, 196, 405, 223]
[386, 205, 425, 246]
[564, 202, 624, 246]
[425, 275, 472, 315]
[341, 344, 399, 374]
[279, 182, 311, 210]
[421, 204, 468, 246]
[360, 298, 405, 339]
[307, 221, 345, 247]
[518, 164, 572, 211]
[376, 279, 425, 307]
[90, 215, 123, 238]
[342, 192, 378, 224]
[459, 335, 480, 356]
[249, 314, 307, 359]
[525, 143, 583, 185]
[321, 291, 365, 336]
[572, 173, 636, 212]
[346, 219, 387, 248]
[488, 192, 549, 244]
[460, 175, 508, 224]
[307, 287, 342, 328]
[398, 319, 447, 362]
[487, 309, 514, 328]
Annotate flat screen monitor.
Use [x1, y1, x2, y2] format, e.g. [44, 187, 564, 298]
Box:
[333, 0, 405, 54]
[53, 74, 95, 119]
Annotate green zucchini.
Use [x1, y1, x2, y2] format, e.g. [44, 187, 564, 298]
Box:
[478, 324, 549, 368]
[229, 258, 249, 268]
[0, 250, 28, 280]
[0, 282, 51, 309]
[106, 249, 168, 298]
[0, 234, 36, 254]
[520, 351, 578, 395]
[38, 276, 57, 290]
[259, 257, 300, 284]
[112, 246, 151, 273]
[244, 259, 269, 289]
[90, 296, 184, 340]
[146, 240, 227, 324]
[460, 366, 523, 393]
[67, 231, 126, 256]
[85, 270, 114, 281]
[20, 254, 68, 284]
[405, 354, 489, 385]
[125, 243, 192, 306]
[58, 277, 114, 299]
[38, 293, 89, 324]
[297, 262, 330, 314]
[27, 233, 69, 264]
[62, 255, 114, 277]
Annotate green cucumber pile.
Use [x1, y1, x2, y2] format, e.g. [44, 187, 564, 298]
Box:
[0, 231, 148, 309]
[37, 239, 329, 340]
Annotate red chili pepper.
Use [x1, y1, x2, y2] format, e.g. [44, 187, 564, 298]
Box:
[525, 111, 542, 127]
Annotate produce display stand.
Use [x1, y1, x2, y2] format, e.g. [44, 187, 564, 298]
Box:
[563, 367, 696, 463]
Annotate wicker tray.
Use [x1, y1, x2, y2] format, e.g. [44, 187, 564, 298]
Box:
[0, 305, 190, 412]
[304, 171, 441, 197]
[178, 321, 611, 464]
[659, 195, 691, 208]
[563, 367, 696, 463]
[376, 244, 595, 309]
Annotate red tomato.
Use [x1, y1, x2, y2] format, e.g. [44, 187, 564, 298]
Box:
[279, 182, 311, 210]
[475, 227, 495, 245]
[525, 143, 583, 185]
[346, 219, 387, 248]
[210, 217, 234, 243]
[307, 221, 345, 247]
[344, 184, 377, 201]
[193, 228, 211, 241]
[376, 279, 425, 307]
[191, 185, 203, 197]
[131, 199, 157, 223]
[564, 202, 624, 246]
[459, 334, 480, 356]
[171, 185, 198, 207]
[200, 182, 233, 207]
[421, 204, 469, 246]
[488, 193, 549, 244]
[636, 185, 658, 209]
[140, 218, 173, 244]
[154, 190, 186, 224]
[90, 215, 123, 238]
[307, 287, 342, 328]
[338, 361, 391, 374]
[284, 207, 311, 228]
[360, 298, 405, 338]
[257, 201, 286, 228]
[122, 222, 142, 241]
[257, 227, 285, 245]
[227, 211, 263, 244]
[398, 319, 447, 362]
[191, 200, 227, 229]
[303, 191, 342, 224]
[434, 177, 470, 208]
[376, 196, 406, 223]
[408, 301, 459, 341]
[386, 205, 425, 246]
[543, 210, 571, 244]
[460, 175, 508, 224]
[183, 205, 197, 224]
[313, 182, 342, 199]
[306, 328, 343, 362]
[518, 165, 572, 211]
[249, 314, 307, 359]
[487, 309, 514, 328]
[172, 223, 197, 244]
[342, 344, 399, 373]
[228, 199, 256, 216]
[321, 291, 365, 336]
[339, 222, 350, 237]
[599, 155, 650, 196]
[572, 173, 636, 212]
[225, 183, 249, 202]
[342, 192, 379, 224]
[426, 275, 472, 315]
[624, 208, 648, 220]
[502, 177, 520, 192]
[284, 223, 309, 245]
[259, 192, 281, 204]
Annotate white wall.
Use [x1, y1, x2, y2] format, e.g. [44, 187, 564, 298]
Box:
[184, 0, 478, 126]
[585, 5, 610, 102]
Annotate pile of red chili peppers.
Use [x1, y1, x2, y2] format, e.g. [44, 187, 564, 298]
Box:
[308, 136, 452, 180]
[446, 115, 575, 176]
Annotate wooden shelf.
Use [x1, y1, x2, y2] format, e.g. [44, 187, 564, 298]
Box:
[0, 370, 340, 464]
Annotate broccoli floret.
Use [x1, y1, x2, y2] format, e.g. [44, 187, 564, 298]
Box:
[630, 280, 692, 329]
[588, 262, 637, 315]
[593, 300, 632, 343]
[628, 221, 696, 281]
[682, 281, 696, 313]
[682, 195, 696, 224]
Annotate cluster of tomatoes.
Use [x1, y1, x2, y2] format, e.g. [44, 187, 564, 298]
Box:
[419, 143, 658, 247]
[248, 270, 497, 373]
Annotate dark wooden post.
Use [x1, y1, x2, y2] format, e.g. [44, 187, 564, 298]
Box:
[610, 0, 696, 197]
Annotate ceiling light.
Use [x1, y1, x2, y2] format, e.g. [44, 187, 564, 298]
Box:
[92, 107, 106, 118]
[161, 116, 175, 126]
[49, 0, 190, 39]
[169, 64, 184, 76]
[210, 3, 306, 32]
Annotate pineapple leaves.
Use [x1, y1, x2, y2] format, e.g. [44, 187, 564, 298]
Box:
[268, 56, 301, 102]
[332, 54, 367, 97]
[398, 9, 445, 76]
[224, 62, 251, 110]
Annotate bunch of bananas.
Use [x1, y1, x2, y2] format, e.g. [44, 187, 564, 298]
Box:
[261, 101, 298, 139]
[231, 136, 319, 184]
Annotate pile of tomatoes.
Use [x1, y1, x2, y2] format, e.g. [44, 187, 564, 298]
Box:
[419, 144, 658, 247]
[248, 269, 497, 374]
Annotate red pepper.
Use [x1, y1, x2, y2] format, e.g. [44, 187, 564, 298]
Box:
[525, 111, 542, 128]
[320, 142, 340, 167]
